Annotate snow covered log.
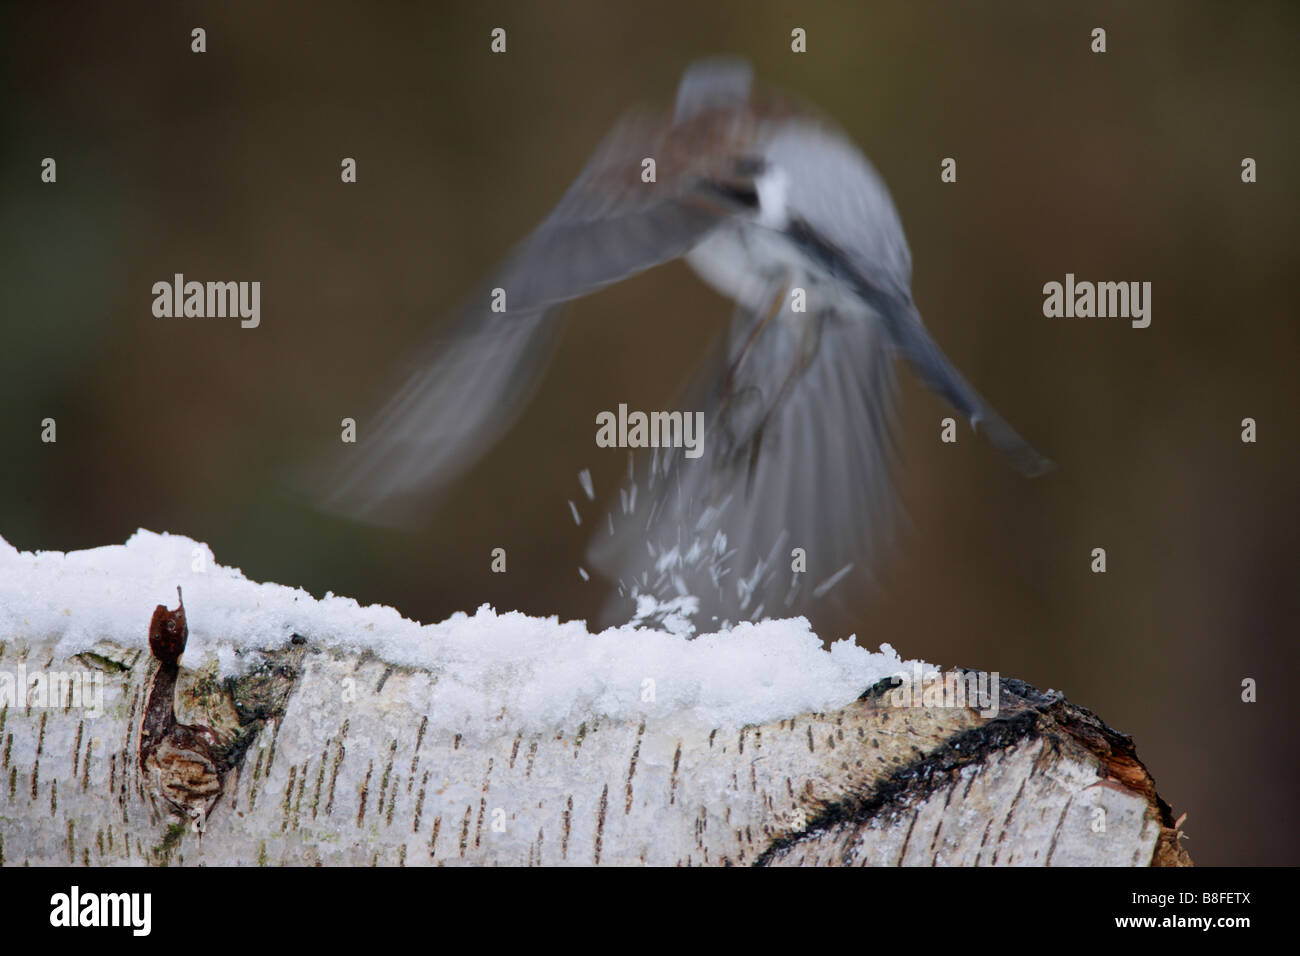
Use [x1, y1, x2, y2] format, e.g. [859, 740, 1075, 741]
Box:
[0, 531, 1189, 867]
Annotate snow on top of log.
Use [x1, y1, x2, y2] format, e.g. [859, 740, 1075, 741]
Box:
[0, 529, 930, 738]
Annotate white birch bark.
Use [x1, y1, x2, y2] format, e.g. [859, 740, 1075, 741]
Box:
[0, 629, 1188, 867]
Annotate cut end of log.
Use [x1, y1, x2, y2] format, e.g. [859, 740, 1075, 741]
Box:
[757, 675, 1190, 866]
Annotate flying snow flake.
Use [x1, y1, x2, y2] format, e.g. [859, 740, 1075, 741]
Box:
[812, 563, 855, 598]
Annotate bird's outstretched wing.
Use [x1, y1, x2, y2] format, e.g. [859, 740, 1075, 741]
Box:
[310, 302, 567, 524]
[307, 101, 760, 524]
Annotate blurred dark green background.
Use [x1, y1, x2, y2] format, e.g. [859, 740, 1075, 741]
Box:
[1, 2, 1295, 865]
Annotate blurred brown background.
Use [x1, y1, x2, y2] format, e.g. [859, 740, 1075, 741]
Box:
[1, 1, 1295, 865]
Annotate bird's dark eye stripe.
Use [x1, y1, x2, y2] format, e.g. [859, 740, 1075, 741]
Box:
[700, 179, 760, 209]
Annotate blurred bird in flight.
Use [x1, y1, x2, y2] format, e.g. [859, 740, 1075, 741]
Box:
[313, 58, 1051, 629]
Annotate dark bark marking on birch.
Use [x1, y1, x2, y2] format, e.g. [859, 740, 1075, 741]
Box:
[378, 739, 397, 816]
[929, 776, 957, 862]
[669, 742, 682, 806]
[408, 716, 428, 793]
[594, 783, 609, 865]
[326, 721, 348, 816]
[81, 737, 92, 790]
[561, 795, 573, 859]
[459, 804, 472, 857]
[414, 769, 429, 833]
[525, 738, 538, 778]
[312, 742, 329, 819]
[624, 722, 644, 814]
[1044, 794, 1074, 865]
[72, 720, 84, 777]
[385, 776, 399, 827]
[281, 765, 298, 831]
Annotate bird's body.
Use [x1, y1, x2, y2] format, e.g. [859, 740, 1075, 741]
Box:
[314, 59, 1050, 629]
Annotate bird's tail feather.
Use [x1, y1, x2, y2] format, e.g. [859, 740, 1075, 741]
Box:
[588, 302, 899, 630]
[887, 303, 1053, 477]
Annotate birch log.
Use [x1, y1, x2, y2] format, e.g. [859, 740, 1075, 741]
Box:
[0, 627, 1188, 867]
